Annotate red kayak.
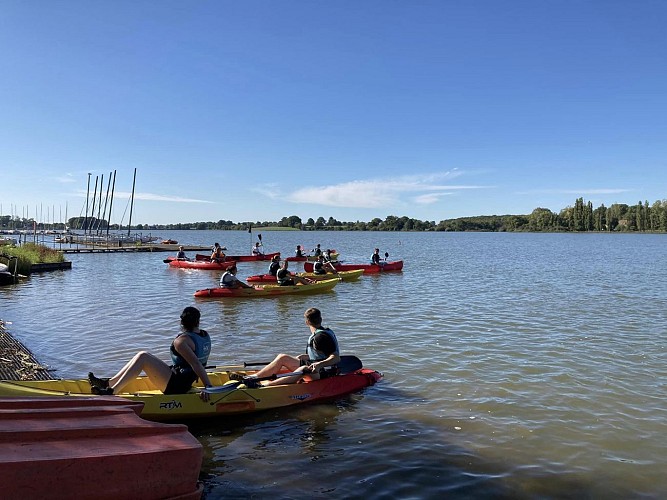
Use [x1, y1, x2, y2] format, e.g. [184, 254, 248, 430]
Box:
[193, 252, 280, 262]
[285, 249, 339, 262]
[168, 259, 236, 270]
[304, 260, 403, 273]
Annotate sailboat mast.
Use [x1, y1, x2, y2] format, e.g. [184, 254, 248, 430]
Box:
[89, 176, 99, 235]
[107, 170, 116, 237]
[127, 168, 137, 237]
[83, 173, 91, 233]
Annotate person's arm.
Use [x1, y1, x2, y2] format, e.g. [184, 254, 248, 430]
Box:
[173, 335, 213, 388]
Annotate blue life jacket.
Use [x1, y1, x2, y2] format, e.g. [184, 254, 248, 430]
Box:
[170, 330, 211, 370]
[306, 328, 339, 361]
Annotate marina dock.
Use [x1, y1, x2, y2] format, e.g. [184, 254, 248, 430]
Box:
[60, 244, 210, 254]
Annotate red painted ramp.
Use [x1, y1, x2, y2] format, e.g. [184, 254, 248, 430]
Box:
[0, 396, 203, 500]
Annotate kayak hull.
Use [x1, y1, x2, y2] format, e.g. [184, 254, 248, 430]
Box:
[0, 367, 382, 421]
[247, 269, 363, 283]
[285, 250, 339, 262]
[168, 259, 236, 270]
[304, 260, 404, 273]
[194, 278, 339, 298]
[193, 252, 280, 262]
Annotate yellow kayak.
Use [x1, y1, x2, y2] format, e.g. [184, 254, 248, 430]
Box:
[194, 278, 339, 298]
[0, 356, 382, 421]
[246, 269, 363, 283]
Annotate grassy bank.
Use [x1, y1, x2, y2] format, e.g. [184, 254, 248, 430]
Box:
[1, 243, 65, 275]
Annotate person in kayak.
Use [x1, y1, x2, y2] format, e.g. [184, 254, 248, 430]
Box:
[295, 245, 305, 258]
[231, 307, 340, 388]
[252, 241, 264, 256]
[276, 260, 312, 286]
[87, 306, 214, 400]
[312, 244, 322, 257]
[268, 254, 281, 276]
[371, 248, 382, 266]
[312, 255, 335, 275]
[176, 246, 188, 260]
[220, 264, 253, 289]
[211, 242, 226, 262]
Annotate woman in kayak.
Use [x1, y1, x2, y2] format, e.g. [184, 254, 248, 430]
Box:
[295, 245, 305, 257]
[210, 242, 226, 262]
[231, 307, 340, 388]
[87, 307, 214, 399]
[252, 241, 264, 255]
[219, 264, 253, 289]
[176, 246, 188, 260]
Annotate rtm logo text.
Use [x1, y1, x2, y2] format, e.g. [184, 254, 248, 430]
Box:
[159, 400, 183, 410]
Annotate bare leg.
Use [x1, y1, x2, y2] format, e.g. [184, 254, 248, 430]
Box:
[108, 351, 173, 394]
[262, 365, 315, 386]
[251, 354, 300, 379]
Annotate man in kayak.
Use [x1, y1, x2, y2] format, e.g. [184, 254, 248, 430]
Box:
[87, 307, 214, 400]
[312, 244, 322, 257]
[276, 260, 313, 285]
[231, 307, 340, 388]
[219, 264, 253, 289]
[211, 242, 226, 262]
[371, 248, 382, 266]
[313, 255, 336, 275]
[268, 254, 281, 276]
[295, 245, 305, 257]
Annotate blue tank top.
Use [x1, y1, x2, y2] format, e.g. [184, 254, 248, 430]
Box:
[306, 328, 339, 361]
[170, 330, 211, 369]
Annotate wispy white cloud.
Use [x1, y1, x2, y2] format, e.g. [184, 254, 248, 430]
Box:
[73, 190, 214, 204]
[255, 170, 490, 209]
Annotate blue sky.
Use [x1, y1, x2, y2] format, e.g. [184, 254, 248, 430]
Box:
[1, 1, 666, 225]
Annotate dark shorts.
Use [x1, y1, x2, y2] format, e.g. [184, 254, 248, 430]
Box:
[279, 279, 295, 286]
[164, 366, 197, 394]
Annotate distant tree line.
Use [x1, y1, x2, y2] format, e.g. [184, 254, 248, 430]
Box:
[130, 198, 667, 233]
[2, 198, 667, 232]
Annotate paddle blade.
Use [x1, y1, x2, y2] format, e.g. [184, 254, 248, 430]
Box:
[339, 355, 363, 374]
[203, 381, 241, 394]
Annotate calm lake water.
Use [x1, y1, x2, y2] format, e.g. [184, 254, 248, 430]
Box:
[2, 230, 666, 499]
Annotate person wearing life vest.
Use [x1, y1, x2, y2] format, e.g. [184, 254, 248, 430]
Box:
[230, 308, 340, 388]
[268, 254, 281, 276]
[313, 255, 328, 275]
[252, 241, 264, 256]
[219, 264, 253, 289]
[176, 246, 188, 260]
[371, 248, 382, 266]
[276, 260, 312, 286]
[211, 243, 226, 262]
[87, 307, 214, 401]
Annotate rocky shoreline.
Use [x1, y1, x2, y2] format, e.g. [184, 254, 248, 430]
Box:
[0, 320, 52, 380]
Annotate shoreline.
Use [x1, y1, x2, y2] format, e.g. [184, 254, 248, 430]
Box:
[0, 320, 52, 380]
